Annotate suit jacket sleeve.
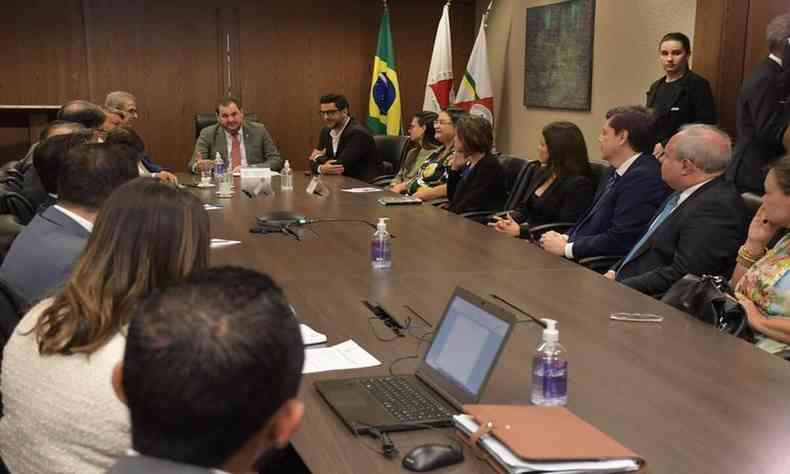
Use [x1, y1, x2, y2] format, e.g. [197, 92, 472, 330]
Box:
[571, 172, 669, 259]
[446, 167, 462, 201]
[312, 129, 331, 173]
[747, 71, 784, 155]
[689, 74, 718, 125]
[189, 126, 214, 173]
[448, 156, 506, 214]
[333, 128, 375, 170]
[258, 124, 283, 171]
[621, 197, 745, 296]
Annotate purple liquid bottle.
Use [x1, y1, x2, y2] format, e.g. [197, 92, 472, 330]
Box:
[531, 319, 568, 406]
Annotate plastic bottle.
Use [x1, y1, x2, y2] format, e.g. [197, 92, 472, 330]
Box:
[530, 319, 568, 406]
[371, 217, 392, 269]
[214, 152, 225, 179]
[281, 160, 293, 190]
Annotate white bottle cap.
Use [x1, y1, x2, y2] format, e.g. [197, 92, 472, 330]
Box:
[284, 160, 291, 169]
[541, 319, 559, 343]
[377, 217, 390, 232]
[215, 152, 222, 161]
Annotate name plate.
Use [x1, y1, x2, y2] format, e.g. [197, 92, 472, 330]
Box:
[240, 167, 272, 179]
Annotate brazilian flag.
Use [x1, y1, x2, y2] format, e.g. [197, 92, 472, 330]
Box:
[367, 8, 402, 135]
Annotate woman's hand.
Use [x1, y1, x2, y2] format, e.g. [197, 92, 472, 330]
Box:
[737, 293, 767, 332]
[745, 204, 780, 254]
[489, 213, 520, 237]
[390, 182, 407, 194]
[451, 150, 467, 170]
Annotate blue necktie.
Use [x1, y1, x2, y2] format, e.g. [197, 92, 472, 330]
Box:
[570, 171, 618, 240]
[616, 192, 681, 276]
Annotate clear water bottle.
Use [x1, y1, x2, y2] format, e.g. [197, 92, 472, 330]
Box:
[214, 152, 225, 180]
[281, 160, 293, 190]
[531, 319, 568, 406]
[371, 217, 392, 269]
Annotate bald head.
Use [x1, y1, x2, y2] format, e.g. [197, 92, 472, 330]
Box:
[661, 125, 731, 191]
[57, 100, 105, 129]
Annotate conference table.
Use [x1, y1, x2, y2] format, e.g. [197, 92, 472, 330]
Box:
[186, 172, 790, 474]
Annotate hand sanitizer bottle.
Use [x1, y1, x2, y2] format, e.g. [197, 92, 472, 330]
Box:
[531, 319, 568, 406]
[371, 218, 392, 269]
[281, 160, 293, 190]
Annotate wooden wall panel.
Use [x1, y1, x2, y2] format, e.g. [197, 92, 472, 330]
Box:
[0, 0, 476, 172]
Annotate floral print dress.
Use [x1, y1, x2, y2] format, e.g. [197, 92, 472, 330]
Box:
[404, 146, 453, 195]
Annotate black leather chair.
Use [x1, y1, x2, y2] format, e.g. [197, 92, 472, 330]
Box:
[741, 192, 762, 220]
[0, 214, 24, 265]
[371, 135, 411, 186]
[0, 183, 34, 226]
[460, 154, 534, 222]
[194, 113, 259, 139]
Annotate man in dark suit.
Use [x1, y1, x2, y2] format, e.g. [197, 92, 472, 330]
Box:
[308, 93, 381, 182]
[0, 143, 139, 306]
[605, 125, 748, 296]
[726, 13, 790, 194]
[190, 97, 283, 173]
[541, 106, 671, 260]
[109, 267, 304, 474]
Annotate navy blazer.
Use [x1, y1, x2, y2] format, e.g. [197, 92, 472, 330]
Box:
[616, 177, 748, 296]
[0, 206, 89, 306]
[569, 153, 671, 259]
[313, 118, 382, 182]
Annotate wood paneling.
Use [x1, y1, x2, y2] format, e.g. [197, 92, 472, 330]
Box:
[0, 0, 476, 172]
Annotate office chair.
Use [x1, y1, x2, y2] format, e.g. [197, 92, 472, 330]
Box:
[0, 214, 24, 265]
[194, 112, 260, 139]
[460, 154, 535, 222]
[741, 192, 762, 220]
[370, 135, 411, 186]
[0, 184, 34, 226]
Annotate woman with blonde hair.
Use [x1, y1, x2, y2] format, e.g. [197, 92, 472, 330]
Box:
[0, 177, 210, 473]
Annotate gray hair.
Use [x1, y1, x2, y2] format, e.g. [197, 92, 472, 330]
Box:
[105, 91, 135, 109]
[767, 13, 790, 51]
[672, 124, 732, 173]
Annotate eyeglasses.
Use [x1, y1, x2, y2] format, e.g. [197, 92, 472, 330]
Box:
[319, 109, 341, 117]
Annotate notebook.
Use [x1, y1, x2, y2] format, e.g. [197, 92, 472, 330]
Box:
[315, 287, 516, 433]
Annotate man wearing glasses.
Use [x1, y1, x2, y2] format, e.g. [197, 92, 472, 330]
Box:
[307, 94, 380, 182]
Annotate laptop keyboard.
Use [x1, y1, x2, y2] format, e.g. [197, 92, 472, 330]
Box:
[359, 377, 454, 423]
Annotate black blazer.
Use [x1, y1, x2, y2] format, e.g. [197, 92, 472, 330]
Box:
[726, 57, 786, 194]
[569, 153, 671, 259]
[313, 118, 381, 182]
[646, 70, 717, 146]
[616, 177, 748, 297]
[512, 170, 595, 239]
[446, 152, 507, 214]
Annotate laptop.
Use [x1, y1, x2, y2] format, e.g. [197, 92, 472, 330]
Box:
[315, 287, 516, 433]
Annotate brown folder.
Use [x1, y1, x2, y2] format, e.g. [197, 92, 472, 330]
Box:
[460, 404, 645, 469]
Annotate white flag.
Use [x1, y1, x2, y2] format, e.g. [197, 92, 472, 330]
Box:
[456, 16, 494, 125]
[423, 4, 454, 113]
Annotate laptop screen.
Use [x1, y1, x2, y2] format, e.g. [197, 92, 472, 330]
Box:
[423, 293, 511, 399]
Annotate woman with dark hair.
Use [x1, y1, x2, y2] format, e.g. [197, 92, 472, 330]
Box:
[390, 111, 441, 188]
[0, 178, 210, 473]
[446, 115, 506, 214]
[397, 107, 467, 200]
[732, 156, 790, 355]
[492, 121, 595, 238]
[647, 32, 717, 151]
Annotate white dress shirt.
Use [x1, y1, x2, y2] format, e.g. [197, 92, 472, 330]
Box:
[53, 204, 93, 233]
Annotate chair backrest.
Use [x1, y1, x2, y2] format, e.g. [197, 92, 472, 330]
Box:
[741, 192, 762, 220]
[496, 154, 533, 211]
[194, 113, 259, 139]
[0, 214, 24, 265]
[373, 135, 411, 175]
[0, 184, 34, 225]
[588, 159, 611, 193]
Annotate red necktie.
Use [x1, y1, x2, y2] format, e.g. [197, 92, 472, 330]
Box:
[230, 132, 241, 170]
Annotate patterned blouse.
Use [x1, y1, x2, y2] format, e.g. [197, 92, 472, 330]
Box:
[737, 233, 790, 352]
[405, 146, 453, 195]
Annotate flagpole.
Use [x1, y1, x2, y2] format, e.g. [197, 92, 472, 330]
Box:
[484, 1, 493, 29]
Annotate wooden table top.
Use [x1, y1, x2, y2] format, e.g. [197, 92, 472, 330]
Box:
[186, 173, 790, 474]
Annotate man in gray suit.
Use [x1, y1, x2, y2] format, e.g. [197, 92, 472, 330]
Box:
[189, 97, 283, 173]
[109, 266, 304, 474]
[0, 142, 139, 306]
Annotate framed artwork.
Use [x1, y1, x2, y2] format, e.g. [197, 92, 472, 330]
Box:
[524, 0, 596, 110]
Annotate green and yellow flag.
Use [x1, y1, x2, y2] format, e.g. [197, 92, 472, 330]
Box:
[367, 8, 402, 135]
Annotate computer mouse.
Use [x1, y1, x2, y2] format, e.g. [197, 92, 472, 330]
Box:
[402, 443, 464, 472]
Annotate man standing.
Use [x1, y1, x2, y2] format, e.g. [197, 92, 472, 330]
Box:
[606, 125, 748, 296]
[727, 13, 790, 194]
[541, 106, 671, 261]
[0, 143, 139, 305]
[109, 266, 304, 473]
[308, 94, 381, 182]
[189, 98, 282, 173]
[105, 91, 139, 126]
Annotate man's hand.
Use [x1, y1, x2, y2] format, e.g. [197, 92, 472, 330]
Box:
[154, 171, 178, 184]
[196, 159, 215, 172]
[318, 160, 344, 175]
[604, 270, 616, 280]
[540, 231, 569, 256]
[489, 213, 520, 237]
[308, 148, 326, 162]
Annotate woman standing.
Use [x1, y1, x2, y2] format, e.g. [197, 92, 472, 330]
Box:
[647, 32, 717, 151]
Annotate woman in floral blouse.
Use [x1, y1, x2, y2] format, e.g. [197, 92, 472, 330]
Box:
[732, 156, 790, 354]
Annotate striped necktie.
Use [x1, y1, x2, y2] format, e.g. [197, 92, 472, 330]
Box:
[616, 192, 681, 276]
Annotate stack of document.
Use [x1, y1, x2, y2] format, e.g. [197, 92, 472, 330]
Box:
[454, 405, 643, 473]
[302, 340, 380, 374]
[300, 324, 327, 345]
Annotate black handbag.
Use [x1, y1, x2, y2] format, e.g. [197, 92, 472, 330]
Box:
[661, 274, 747, 336]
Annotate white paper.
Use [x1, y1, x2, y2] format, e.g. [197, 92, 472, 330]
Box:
[203, 204, 223, 211]
[210, 238, 242, 249]
[454, 415, 639, 473]
[300, 324, 328, 345]
[341, 187, 383, 193]
[302, 340, 380, 374]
